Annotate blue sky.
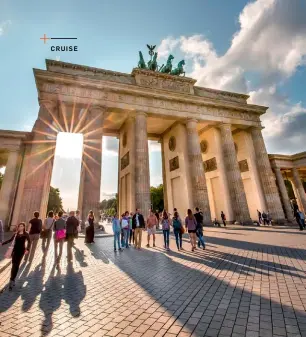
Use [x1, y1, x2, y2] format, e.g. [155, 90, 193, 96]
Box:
[1, 0, 306, 209]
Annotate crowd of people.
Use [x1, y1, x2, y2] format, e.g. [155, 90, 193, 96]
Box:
[112, 207, 207, 252]
[0, 209, 96, 291]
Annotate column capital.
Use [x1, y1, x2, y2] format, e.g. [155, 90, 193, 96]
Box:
[185, 118, 198, 127]
[218, 123, 232, 131]
[135, 111, 148, 117]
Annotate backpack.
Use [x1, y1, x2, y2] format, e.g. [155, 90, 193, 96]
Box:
[162, 219, 170, 230]
[172, 218, 181, 230]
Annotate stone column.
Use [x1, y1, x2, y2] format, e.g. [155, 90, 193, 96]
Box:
[17, 100, 58, 225]
[274, 168, 294, 221]
[186, 119, 211, 224]
[159, 137, 168, 211]
[134, 112, 151, 217]
[78, 106, 104, 223]
[0, 148, 23, 227]
[291, 167, 306, 213]
[250, 127, 285, 222]
[219, 123, 251, 224]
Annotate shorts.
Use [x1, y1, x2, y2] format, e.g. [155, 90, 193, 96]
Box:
[147, 226, 156, 235]
[188, 229, 196, 234]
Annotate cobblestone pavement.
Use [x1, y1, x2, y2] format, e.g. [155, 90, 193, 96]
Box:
[0, 226, 306, 337]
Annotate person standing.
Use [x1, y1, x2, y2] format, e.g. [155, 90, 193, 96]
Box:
[0, 219, 4, 243]
[53, 211, 66, 263]
[161, 210, 171, 250]
[27, 211, 42, 263]
[121, 211, 130, 248]
[155, 210, 160, 230]
[296, 210, 305, 231]
[129, 212, 134, 246]
[185, 209, 197, 251]
[66, 211, 79, 261]
[172, 211, 183, 250]
[1, 222, 31, 290]
[221, 211, 227, 227]
[257, 210, 262, 225]
[132, 209, 145, 249]
[262, 211, 268, 226]
[85, 210, 95, 244]
[146, 210, 158, 248]
[112, 214, 122, 251]
[42, 211, 55, 253]
[194, 207, 205, 249]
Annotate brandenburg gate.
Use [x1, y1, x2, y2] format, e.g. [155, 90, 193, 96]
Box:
[0, 51, 305, 229]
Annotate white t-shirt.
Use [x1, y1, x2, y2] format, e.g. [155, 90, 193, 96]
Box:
[136, 214, 140, 227]
[44, 217, 54, 230]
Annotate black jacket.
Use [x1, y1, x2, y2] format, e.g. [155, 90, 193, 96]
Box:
[132, 213, 145, 229]
[66, 216, 79, 235]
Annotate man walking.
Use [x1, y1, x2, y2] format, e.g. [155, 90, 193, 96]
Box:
[146, 209, 158, 248]
[132, 209, 145, 249]
[221, 211, 227, 227]
[66, 211, 79, 261]
[27, 211, 43, 263]
[194, 207, 205, 249]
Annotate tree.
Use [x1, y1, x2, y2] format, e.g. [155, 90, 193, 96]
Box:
[47, 186, 63, 214]
[99, 195, 117, 216]
[150, 184, 164, 212]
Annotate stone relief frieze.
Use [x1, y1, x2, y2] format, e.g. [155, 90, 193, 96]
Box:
[41, 83, 260, 122]
[139, 77, 190, 94]
[239, 159, 249, 172]
[203, 157, 217, 172]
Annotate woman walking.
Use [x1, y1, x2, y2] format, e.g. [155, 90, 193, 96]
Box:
[1, 223, 31, 290]
[42, 211, 55, 253]
[161, 210, 171, 250]
[85, 210, 95, 244]
[185, 209, 197, 251]
[172, 211, 183, 250]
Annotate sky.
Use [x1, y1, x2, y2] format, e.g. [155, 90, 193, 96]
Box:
[1, 0, 306, 209]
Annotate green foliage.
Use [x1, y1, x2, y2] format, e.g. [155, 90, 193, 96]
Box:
[150, 184, 164, 212]
[99, 194, 118, 216]
[47, 186, 63, 215]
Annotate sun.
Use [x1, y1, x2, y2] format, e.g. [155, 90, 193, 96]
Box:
[54, 132, 83, 159]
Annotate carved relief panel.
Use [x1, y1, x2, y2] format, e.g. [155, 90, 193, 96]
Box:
[121, 152, 129, 170]
[239, 159, 249, 172]
[169, 156, 179, 172]
[203, 157, 217, 172]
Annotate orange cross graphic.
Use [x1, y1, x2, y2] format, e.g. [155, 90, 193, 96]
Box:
[40, 34, 50, 44]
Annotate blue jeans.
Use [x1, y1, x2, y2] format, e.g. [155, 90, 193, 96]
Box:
[114, 232, 121, 250]
[163, 230, 170, 248]
[196, 230, 205, 248]
[174, 229, 182, 249]
[123, 229, 129, 248]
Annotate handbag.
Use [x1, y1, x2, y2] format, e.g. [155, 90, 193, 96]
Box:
[180, 226, 185, 235]
[4, 234, 16, 259]
[56, 229, 66, 240]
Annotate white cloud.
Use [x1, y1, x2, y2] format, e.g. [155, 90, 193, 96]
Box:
[0, 20, 12, 36]
[148, 140, 161, 153]
[157, 37, 179, 58]
[157, 0, 306, 154]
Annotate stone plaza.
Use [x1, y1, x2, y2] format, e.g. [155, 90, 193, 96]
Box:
[0, 59, 305, 230]
[0, 226, 306, 337]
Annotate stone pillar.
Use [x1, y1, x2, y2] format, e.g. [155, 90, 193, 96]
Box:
[78, 106, 104, 223]
[250, 127, 285, 222]
[291, 167, 306, 213]
[186, 119, 211, 224]
[134, 112, 151, 217]
[160, 137, 168, 211]
[16, 100, 58, 225]
[219, 123, 251, 224]
[274, 168, 294, 221]
[0, 148, 23, 228]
